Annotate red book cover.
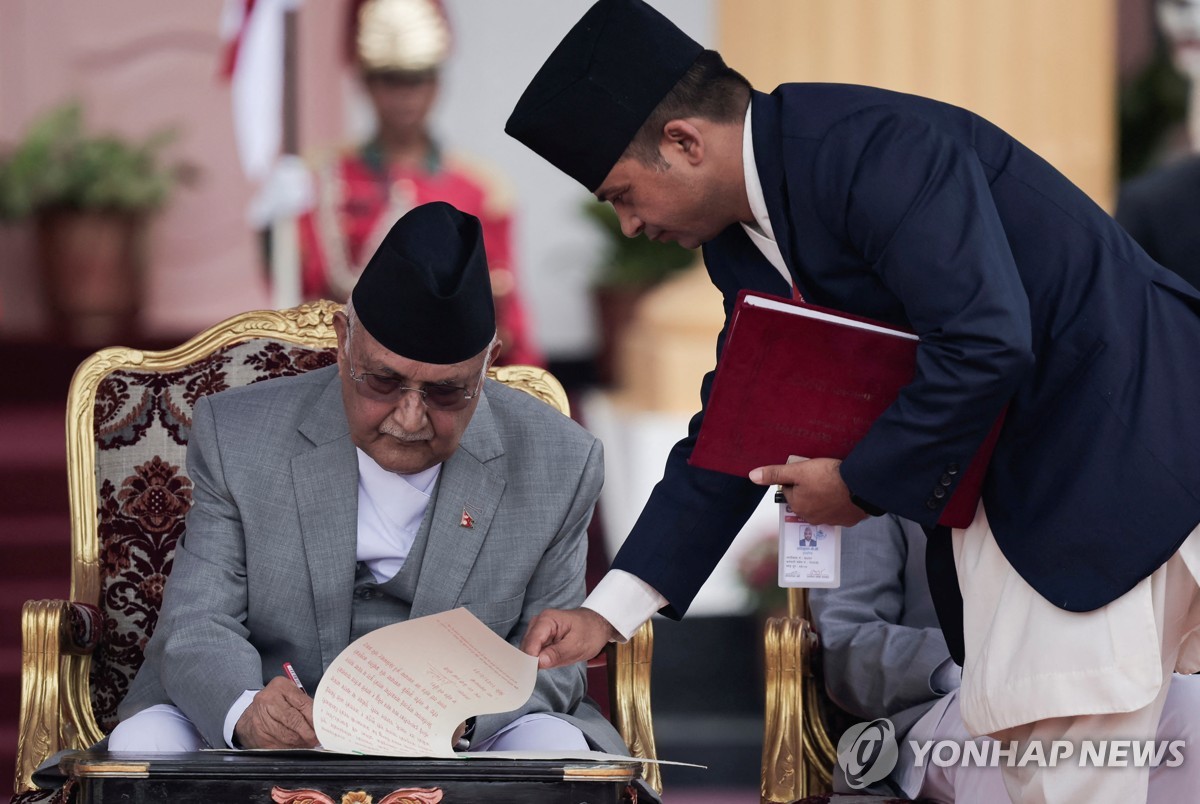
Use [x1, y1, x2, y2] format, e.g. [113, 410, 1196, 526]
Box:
[688, 291, 999, 529]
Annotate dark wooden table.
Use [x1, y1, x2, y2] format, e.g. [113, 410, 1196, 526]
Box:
[59, 750, 644, 803]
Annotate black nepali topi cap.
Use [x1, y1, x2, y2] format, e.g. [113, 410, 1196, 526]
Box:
[505, 0, 703, 192]
[351, 201, 495, 364]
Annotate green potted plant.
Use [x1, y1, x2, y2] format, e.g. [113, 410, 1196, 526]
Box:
[737, 529, 789, 618]
[0, 102, 185, 343]
[582, 200, 696, 385]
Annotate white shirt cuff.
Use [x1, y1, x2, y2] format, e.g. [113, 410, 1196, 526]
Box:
[224, 689, 259, 748]
[582, 570, 667, 641]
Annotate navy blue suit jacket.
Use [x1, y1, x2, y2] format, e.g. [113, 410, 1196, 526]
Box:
[612, 84, 1200, 616]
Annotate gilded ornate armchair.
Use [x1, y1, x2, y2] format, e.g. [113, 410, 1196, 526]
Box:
[760, 587, 840, 803]
[14, 301, 659, 800]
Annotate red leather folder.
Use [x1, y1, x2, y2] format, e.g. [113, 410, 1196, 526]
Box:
[688, 291, 1001, 528]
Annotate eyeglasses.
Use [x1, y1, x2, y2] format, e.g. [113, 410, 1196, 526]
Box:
[344, 326, 488, 412]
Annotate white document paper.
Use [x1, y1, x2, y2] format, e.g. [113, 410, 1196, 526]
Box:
[231, 608, 701, 768]
[313, 608, 537, 757]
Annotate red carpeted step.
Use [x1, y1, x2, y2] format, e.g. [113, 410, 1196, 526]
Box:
[0, 337, 94, 407]
[0, 646, 20, 722]
[2, 648, 22, 804]
[0, 470, 68, 519]
[0, 395, 75, 804]
[0, 406, 66, 463]
[0, 405, 69, 518]
[0, 516, 72, 581]
[1, 722, 18, 804]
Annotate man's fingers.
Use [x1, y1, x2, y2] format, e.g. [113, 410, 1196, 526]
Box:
[264, 696, 314, 736]
[538, 643, 567, 669]
[266, 676, 317, 740]
[520, 612, 560, 656]
[238, 679, 318, 749]
[523, 608, 616, 669]
[259, 707, 317, 747]
[752, 458, 833, 489]
[543, 625, 609, 669]
[278, 682, 314, 708]
[749, 464, 788, 485]
[538, 634, 594, 669]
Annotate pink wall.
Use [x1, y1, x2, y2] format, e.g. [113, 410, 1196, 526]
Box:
[1119, 0, 1158, 79]
[0, 1, 347, 341]
[297, 0, 349, 154]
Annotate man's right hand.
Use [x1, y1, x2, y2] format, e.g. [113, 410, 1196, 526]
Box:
[234, 675, 318, 749]
[520, 607, 619, 669]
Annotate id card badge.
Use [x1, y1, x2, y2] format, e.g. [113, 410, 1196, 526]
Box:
[776, 486, 842, 589]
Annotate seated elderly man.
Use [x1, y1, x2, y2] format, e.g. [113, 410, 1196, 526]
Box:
[810, 515, 1200, 802]
[111, 201, 625, 756]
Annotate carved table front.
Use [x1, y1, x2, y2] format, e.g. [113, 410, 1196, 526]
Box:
[59, 750, 643, 804]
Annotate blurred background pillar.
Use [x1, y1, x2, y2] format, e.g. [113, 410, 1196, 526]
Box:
[719, 0, 1117, 207]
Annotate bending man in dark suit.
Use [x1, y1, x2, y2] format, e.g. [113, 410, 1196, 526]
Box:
[505, 2, 1200, 801]
[111, 202, 628, 758]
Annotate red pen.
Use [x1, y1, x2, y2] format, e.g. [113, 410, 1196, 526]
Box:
[282, 661, 306, 693]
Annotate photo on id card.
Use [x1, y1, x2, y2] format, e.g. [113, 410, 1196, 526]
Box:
[778, 501, 841, 588]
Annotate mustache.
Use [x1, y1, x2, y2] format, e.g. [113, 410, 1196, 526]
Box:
[379, 420, 434, 441]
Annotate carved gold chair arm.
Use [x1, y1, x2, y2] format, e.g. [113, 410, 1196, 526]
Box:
[16, 599, 104, 795]
[606, 620, 661, 795]
[760, 605, 836, 804]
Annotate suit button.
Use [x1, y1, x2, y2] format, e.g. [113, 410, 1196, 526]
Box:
[947, 463, 960, 475]
[933, 486, 946, 499]
[926, 498, 939, 510]
[940, 474, 953, 486]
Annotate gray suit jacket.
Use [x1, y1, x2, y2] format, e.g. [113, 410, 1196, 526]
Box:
[120, 365, 625, 755]
[809, 515, 954, 740]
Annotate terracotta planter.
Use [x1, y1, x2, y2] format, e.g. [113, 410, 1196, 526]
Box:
[36, 208, 146, 345]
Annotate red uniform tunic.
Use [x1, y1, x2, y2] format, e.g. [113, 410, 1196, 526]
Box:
[299, 141, 542, 366]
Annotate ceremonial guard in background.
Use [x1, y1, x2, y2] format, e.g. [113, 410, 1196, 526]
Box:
[299, 0, 542, 365]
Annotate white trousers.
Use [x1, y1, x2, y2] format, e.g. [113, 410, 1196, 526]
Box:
[109, 705, 588, 753]
[954, 505, 1200, 803]
[913, 675, 1200, 804]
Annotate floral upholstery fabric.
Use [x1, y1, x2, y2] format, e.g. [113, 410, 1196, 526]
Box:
[89, 340, 335, 731]
[67, 602, 103, 653]
[12, 778, 76, 803]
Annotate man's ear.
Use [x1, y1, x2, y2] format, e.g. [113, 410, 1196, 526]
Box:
[333, 311, 349, 371]
[488, 338, 504, 369]
[661, 119, 704, 165]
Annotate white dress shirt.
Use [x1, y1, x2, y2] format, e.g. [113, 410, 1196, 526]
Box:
[223, 452, 441, 745]
[355, 449, 440, 582]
